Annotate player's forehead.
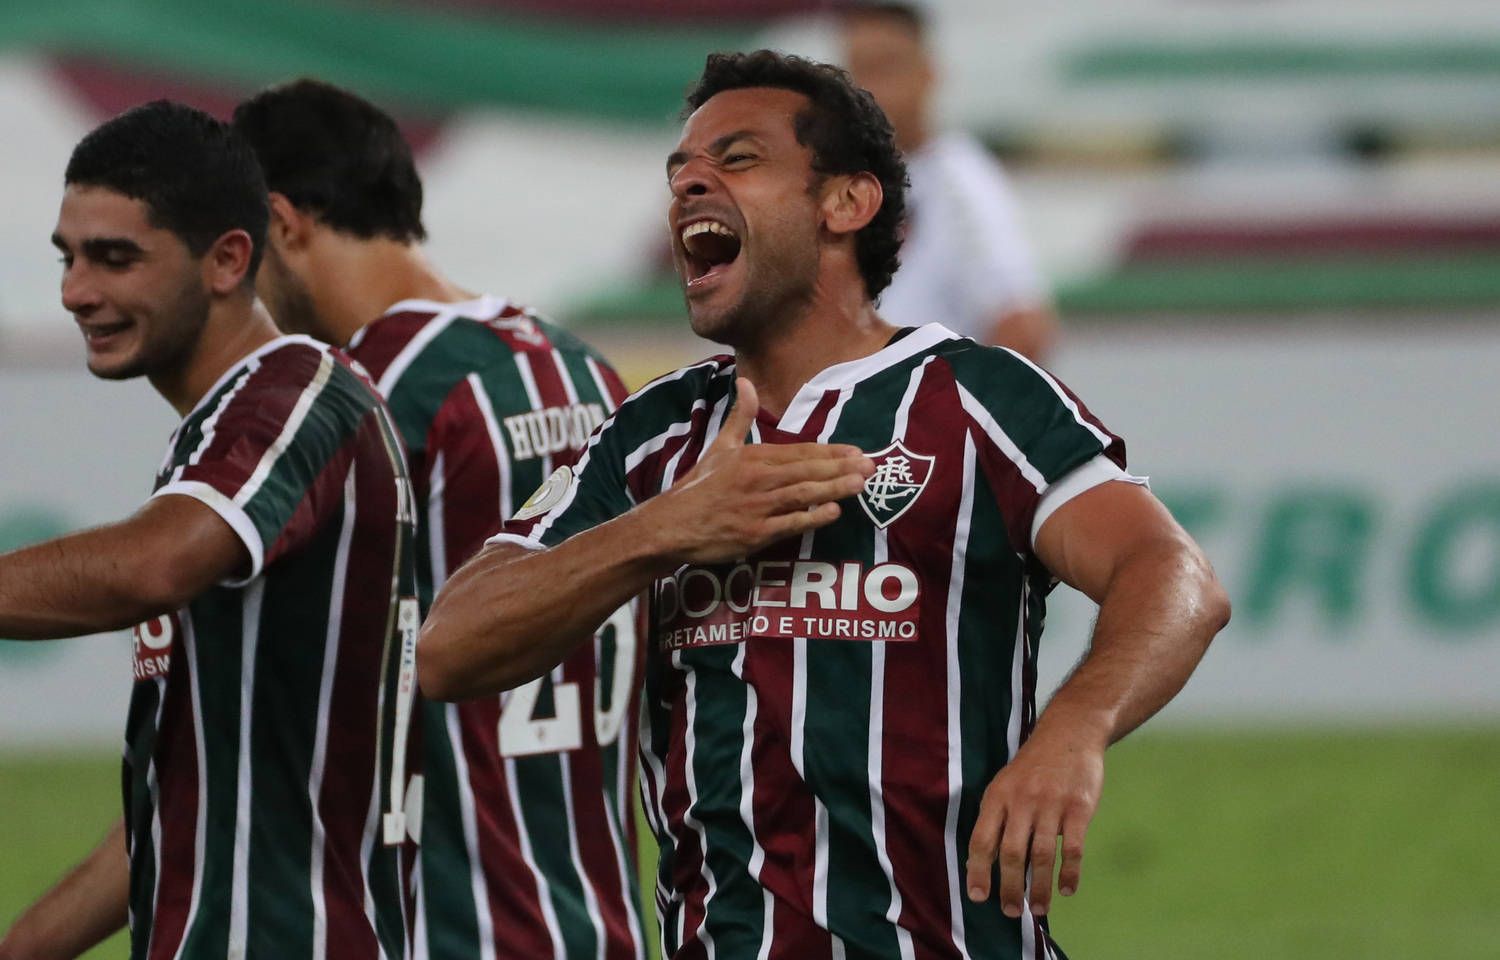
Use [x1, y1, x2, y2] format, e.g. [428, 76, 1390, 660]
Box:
[53, 184, 163, 247]
[675, 87, 810, 156]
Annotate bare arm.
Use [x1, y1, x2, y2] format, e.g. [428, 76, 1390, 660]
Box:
[966, 479, 1230, 917]
[0, 818, 129, 960]
[0, 495, 248, 639]
[419, 378, 874, 701]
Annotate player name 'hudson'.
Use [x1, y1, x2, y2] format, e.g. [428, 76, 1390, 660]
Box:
[503, 402, 606, 461]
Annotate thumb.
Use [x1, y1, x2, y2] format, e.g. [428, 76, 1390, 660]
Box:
[715, 377, 759, 449]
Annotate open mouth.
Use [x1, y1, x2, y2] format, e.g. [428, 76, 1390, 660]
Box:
[80, 319, 132, 343]
[680, 219, 742, 286]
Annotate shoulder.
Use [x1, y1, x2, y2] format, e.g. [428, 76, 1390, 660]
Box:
[596, 355, 735, 443]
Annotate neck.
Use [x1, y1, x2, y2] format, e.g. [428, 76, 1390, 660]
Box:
[308, 236, 474, 346]
[151, 295, 281, 417]
[733, 276, 896, 419]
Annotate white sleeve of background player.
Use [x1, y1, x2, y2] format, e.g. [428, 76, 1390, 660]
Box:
[1029, 454, 1149, 549]
[939, 136, 1049, 319]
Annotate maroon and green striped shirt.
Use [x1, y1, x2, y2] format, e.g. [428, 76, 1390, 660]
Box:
[348, 297, 646, 960]
[127, 335, 420, 960]
[496, 325, 1134, 960]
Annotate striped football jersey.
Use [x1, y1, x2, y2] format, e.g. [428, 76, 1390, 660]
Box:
[126, 335, 420, 960]
[496, 324, 1132, 960]
[347, 296, 647, 960]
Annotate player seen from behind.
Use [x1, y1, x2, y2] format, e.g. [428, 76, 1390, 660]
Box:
[231, 79, 647, 960]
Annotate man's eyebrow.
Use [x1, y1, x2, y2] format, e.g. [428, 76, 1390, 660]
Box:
[666, 130, 763, 175]
[78, 237, 146, 259]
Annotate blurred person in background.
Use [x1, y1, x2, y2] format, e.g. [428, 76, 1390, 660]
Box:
[231, 79, 648, 960]
[840, 1, 1058, 362]
[0, 101, 418, 960]
[418, 50, 1228, 959]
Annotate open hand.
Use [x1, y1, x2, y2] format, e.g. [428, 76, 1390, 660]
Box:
[965, 729, 1105, 918]
[647, 377, 874, 564]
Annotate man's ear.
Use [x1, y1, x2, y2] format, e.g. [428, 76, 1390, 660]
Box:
[266, 191, 314, 254]
[203, 229, 255, 296]
[821, 171, 884, 237]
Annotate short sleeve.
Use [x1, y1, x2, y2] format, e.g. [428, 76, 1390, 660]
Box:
[487, 410, 635, 551]
[153, 351, 370, 586]
[950, 346, 1128, 558]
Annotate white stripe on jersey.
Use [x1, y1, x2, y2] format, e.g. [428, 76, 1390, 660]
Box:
[445, 703, 498, 960]
[554, 732, 609, 960]
[170, 617, 210, 960]
[867, 361, 931, 960]
[308, 471, 358, 960]
[551, 350, 582, 405]
[376, 311, 461, 397]
[464, 373, 515, 522]
[955, 383, 1047, 493]
[584, 356, 619, 414]
[183, 355, 261, 472]
[358, 725, 393, 960]
[1005, 350, 1116, 451]
[228, 581, 266, 958]
[1006, 578, 1029, 760]
[501, 749, 568, 959]
[427, 450, 449, 588]
[144, 673, 168, 957]
[942, 436, 978, 960]
[234, 352, 336, 508]
[676, 654, 720, 958]
[601, 719, 648, 960]
[732, 641, 776, 960]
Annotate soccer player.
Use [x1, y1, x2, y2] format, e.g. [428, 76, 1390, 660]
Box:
[230, 80, 647, 960]
[418, 51, 1230, 959]
[0, 102, 419, 960]
[840, 1, 1059, 362]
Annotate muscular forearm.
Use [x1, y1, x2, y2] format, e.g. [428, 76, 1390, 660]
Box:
[0, 530, 170, 639]
[419, 509, 669, 701]
[1035, 540, 1229, 749]
[0, 818, 129, 960]
[0, 497, 245, 640]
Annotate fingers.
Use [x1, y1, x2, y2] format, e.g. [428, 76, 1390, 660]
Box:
[713, 378, 759, 450]
[1026, 816, 1061, 917]
[1057, 810, 1087, 899]
[965, 784, 1005, 903]
[996, 808, 1033, 918]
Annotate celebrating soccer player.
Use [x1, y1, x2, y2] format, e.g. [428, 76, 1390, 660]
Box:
[230, 80, 647, 960]
[0, 102, 419, 960]
[419, 51, 1230, 959]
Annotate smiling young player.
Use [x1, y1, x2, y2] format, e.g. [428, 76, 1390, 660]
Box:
[0, 101, 418, 960]
[417, 52, 1230, 959]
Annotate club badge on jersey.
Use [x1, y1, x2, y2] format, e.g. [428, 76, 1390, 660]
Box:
[858, 440, 935, 528]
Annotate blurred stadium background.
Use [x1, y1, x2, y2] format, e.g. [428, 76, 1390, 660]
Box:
[2, 1, 1498, 957]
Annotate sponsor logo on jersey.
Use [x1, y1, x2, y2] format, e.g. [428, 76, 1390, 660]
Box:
[656, 559, 921, 650]
[132, 612, 180, 681]
[503, 402, 606, 462]
[858, 441, 935, 528]
[513, 465, 575, 522]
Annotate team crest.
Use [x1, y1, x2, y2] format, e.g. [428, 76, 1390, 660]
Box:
[858, 441, 935, 529]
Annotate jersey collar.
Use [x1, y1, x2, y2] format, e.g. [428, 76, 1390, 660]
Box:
[776, 323, 959, 434]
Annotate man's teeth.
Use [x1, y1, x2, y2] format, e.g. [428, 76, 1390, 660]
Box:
[681, 220, 737, 245]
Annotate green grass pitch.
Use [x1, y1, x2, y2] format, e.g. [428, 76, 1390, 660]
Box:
[3, 728, 1497, 959]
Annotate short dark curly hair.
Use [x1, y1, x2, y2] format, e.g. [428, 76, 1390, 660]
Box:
[66, 100, 269, 283]
[231, 78, 426, 244]
[684, 50, 907, 302]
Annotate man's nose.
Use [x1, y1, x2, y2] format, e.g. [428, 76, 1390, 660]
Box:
[670, 156, 717, 201]
[60, 265, 102, 316]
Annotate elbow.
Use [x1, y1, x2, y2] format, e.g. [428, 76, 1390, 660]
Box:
[416, 623, 468, 702]
[1191, 555, 1232, 639]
